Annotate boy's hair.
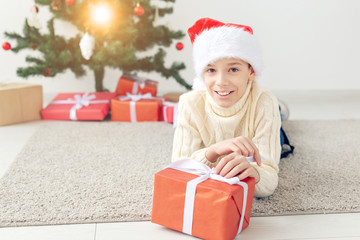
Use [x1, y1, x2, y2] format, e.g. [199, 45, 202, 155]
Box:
[188, 18, 263, 90]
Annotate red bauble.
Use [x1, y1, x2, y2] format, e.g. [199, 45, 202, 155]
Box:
[31, 5, 39, 13]
[2, 42, 11, 51]
[65, 0, 75, 5]
[176, 42, 184, 51]
[134, 4, 144, 16]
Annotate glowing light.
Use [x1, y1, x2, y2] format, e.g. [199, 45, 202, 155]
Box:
[90, 2, 113, 26]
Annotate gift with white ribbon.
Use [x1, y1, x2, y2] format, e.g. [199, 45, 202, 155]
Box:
[162, 101, 178, 128]
[47, 92, 112, 120]
[166, 158, 254, 236]
[152, 158, 256, 240]
[118, 93, 164, 122]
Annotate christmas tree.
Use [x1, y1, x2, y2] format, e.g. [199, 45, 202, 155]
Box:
[3, 0, 191, 91]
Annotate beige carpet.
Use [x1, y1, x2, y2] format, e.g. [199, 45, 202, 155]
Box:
[0, 120, 360, 227]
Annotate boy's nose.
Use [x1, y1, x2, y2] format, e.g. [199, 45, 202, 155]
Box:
[215, 72, 229, 86]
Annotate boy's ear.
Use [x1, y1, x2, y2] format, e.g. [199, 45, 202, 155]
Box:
[249, 66, 255, 81]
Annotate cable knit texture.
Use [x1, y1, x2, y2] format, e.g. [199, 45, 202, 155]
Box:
[172, 82, 281, 197]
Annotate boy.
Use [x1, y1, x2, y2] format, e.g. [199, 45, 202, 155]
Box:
[172, 18, 281, 197]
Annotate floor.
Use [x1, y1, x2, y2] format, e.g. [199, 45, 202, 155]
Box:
[1, 90, 360, 240]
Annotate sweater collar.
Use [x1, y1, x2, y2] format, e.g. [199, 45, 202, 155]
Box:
[205, 81, 253, 117]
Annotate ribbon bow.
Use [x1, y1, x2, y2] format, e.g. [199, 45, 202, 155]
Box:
[72, 93, 96, 108]
[167, 158, 254, 236]
[119, 92, 154, 102]
[131, 76, 147, 94]
[69, 93, 96, 119]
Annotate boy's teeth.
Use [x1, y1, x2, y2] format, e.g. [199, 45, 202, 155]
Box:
[217, 91, 231, 96]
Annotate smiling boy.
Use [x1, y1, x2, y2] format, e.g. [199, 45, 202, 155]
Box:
[172, 18, 282, 197]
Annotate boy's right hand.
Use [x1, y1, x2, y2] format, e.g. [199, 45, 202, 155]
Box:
[205, 136, 261, 166]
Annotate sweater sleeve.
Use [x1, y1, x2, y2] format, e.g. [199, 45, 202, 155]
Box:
[171, 93, 217, 167]
[250, 92, 282, 198]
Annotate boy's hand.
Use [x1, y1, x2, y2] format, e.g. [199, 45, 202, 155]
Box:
[206, 136, 261, 166]
[213, 152, 260, 183]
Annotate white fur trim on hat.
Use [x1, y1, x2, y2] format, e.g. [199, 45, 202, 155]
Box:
[192, 77, 206, 90]
[191, 26, 264, 90]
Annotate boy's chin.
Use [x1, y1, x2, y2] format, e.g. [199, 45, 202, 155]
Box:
[212, 97, 236, 108]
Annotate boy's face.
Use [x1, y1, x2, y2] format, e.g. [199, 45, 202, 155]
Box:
[203, 58, 255, 108]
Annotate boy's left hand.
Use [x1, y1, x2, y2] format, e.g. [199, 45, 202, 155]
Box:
[213, 152, 260, 183]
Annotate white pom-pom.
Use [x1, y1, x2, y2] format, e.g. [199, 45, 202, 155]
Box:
[79, 33, 95, 60]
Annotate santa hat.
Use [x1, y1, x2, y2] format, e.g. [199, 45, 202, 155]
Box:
[188, 18, 264, 90]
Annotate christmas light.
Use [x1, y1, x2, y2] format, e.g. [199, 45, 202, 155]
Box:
[90, 2, 113, 27]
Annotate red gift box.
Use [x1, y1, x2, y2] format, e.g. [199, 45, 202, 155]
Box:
[152, 159, 255, 240]
[41, 92, 116, 121]
[115, 74, 158, 96]
[111, 93, 164, 122]
[162, 102, 178, 127]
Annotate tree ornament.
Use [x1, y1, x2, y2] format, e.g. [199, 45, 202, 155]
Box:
[2, 42, 11, 51]
[134, 3, 144, 16]
[31, 5, 39, 13]
[27, 16, 41, 29]
[51, 0, 62, 11]
[176, 42, 184, 51]
[27, 5, 41, 29]
[79, 33, 95, 60]
[65, 0, 75, 5]
[42, 68, 52, 77]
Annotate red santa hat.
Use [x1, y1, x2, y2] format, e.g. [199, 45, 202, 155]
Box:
[188, 18, 264, 90]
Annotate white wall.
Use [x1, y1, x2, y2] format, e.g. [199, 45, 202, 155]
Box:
[1, 0, 360, 94]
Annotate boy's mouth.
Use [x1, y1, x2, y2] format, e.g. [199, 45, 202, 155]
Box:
[215, 91, 234, 96]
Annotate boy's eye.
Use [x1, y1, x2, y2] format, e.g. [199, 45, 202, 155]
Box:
[229, 68, 239, 72]
[206, 68, 216, 73]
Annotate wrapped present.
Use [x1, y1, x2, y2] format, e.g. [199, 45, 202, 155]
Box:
[0, 82, 43, 126]
[162, 101, 178, 128]
[41, 92, 116, 121]
[115, 74, 158, 96]
[151, 159, 255, 240]
[111, 93, 164, 122]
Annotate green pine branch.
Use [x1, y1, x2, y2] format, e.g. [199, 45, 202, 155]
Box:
[25, 56, 45, 65]
[17, 66, 49, 78]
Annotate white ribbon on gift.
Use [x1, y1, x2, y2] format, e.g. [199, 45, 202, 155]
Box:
[50, 93, 109, 120]
[118, 93, 164, 122]
[166, 157, 256, 236]
[131, 76, 147, 94]
[162, 101, 178, 128]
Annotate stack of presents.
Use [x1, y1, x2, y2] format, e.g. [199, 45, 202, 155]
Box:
[1, 76, 257, 239]
[0, 74, 179, 126]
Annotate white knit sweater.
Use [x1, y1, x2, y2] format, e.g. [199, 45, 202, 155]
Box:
[171, 82, 281, 197]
